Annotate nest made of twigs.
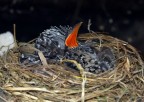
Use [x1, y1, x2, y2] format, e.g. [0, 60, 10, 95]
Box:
[0, 33, 144, 102]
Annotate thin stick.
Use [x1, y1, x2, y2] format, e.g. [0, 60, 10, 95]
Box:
[87, 19, 95, 33]
[87, 19, 92, 33]
[61, 59, 86, 102]
[13, 24, 18, 47]
[81, 73, 86, 102]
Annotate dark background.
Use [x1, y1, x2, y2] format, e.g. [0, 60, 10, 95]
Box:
[0, 0, 144, 56]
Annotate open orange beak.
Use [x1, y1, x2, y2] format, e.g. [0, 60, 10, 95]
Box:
[65, 22, 83, 48]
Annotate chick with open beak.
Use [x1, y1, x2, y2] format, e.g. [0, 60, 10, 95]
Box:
[64, 22, 115, 74]
[20, 22, 116, 74]
[65, 22, 82, 48]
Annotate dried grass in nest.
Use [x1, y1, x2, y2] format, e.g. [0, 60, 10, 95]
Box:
[0, 33, 144, 102]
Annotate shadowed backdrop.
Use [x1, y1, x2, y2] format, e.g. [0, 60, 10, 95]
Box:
[0, 0, 144, 56]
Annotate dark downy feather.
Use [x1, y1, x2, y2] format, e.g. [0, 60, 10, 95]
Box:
[20, 24, 116, 74]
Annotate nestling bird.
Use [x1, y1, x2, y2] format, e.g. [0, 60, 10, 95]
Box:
[20, 22, 115, 74]
[20, 25, 72, 64]
[64, 23, 115, 73]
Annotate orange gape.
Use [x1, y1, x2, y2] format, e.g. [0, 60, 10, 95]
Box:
[65, 22, 83, 48]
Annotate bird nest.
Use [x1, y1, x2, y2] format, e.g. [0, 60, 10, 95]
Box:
[0, 33, 144, 102]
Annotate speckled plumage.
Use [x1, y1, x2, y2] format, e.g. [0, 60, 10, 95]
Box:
[20, 25, 116, 74]
[35, 26, 72, 63]
[65, 42, 115, 74]
[20, 26, 72, 64]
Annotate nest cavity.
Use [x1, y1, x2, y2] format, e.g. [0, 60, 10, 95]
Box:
[0, 33, 144, 102]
